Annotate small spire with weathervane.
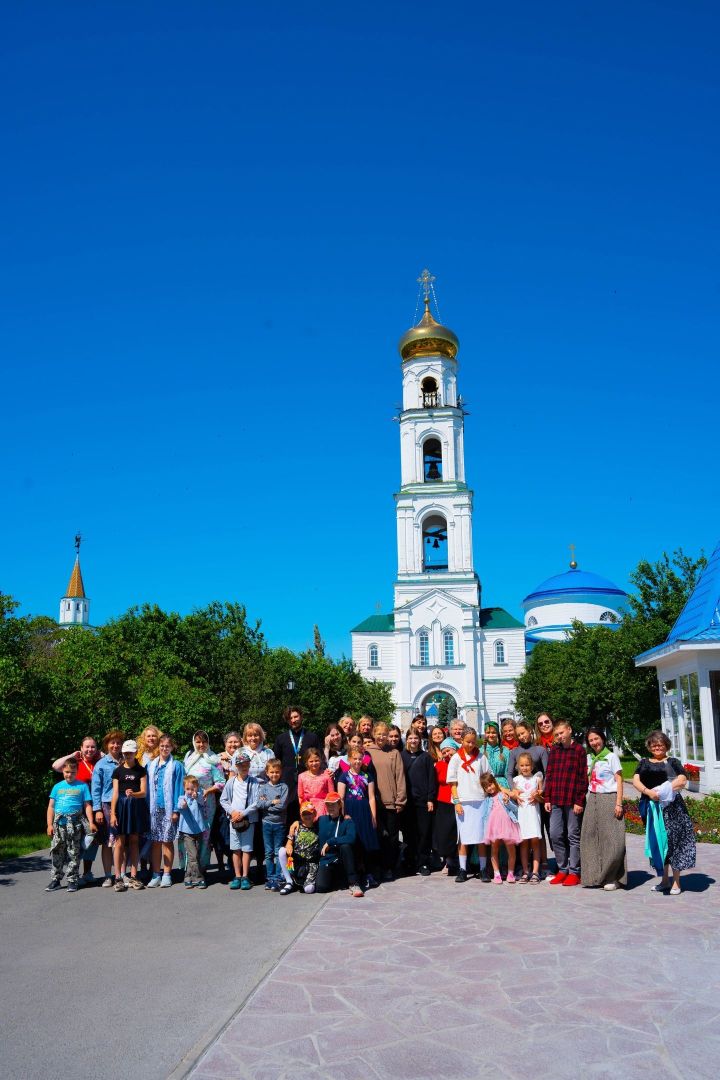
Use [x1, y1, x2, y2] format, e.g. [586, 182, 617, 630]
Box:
[59, 534, 90, 626]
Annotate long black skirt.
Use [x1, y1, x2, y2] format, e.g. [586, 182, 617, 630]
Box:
[432, 801, 458, 857]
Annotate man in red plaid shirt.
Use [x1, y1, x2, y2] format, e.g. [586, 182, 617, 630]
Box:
[543, 719, 587, 886]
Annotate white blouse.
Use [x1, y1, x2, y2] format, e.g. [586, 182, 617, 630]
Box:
[446, 751, 490, 801]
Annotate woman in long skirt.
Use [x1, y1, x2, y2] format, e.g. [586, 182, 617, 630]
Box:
[580, 727, 627, 890]
[632, 730, 696, 895]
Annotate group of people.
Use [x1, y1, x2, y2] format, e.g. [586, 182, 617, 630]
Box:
[45, 707, 697, 897]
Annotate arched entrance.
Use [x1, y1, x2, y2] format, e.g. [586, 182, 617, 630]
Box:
[422, 690, 457, 726]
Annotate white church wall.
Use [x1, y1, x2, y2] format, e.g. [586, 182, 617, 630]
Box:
[525, 599, 623, 631]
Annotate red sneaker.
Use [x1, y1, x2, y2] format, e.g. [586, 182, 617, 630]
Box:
[562, 873, 581, 887]
[548, 872, 567, 885]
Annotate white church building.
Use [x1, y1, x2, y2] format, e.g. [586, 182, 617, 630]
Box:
[351, 273, 525, 730]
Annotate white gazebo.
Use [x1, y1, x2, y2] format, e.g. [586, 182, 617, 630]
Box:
[635, 541, 720, 794]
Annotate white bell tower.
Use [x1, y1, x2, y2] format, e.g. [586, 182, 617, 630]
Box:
[390, 270, 483, 726]
[59, 533, 90, 626]
[394, 270, 480, 610]
[351, 270, 525, 732]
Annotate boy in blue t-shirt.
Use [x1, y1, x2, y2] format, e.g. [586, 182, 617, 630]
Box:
[46, 758, 96, 892]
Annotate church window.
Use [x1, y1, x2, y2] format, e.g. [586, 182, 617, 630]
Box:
[494, 640, 506, 665]
[66, 602, 71, 611]
[368, 644, 379, 668]
[599, 610, 618, 623]
[422, 515, 448, 571]
[527, 616, 538, 627]
[421, 377, 439, 408]
[418, 630, 430, 667]
[423, 438, 442, 482]
[443, 629, 455, 665]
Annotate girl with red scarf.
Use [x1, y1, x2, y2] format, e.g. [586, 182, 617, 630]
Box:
[445, 730, 491, 883]
[535, 713, 555, 751]
[501, 719, 519, 751]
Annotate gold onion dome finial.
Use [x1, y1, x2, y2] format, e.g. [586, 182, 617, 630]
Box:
[398, 269, 459, 361]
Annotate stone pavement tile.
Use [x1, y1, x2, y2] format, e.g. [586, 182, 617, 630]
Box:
[221, 1011, 346, 1052]
[362, 1037, 502, 1080]
[189, 835, 720, 1079]
[190, 1043, 246, 1078]
[313, 1019, 404, 1064]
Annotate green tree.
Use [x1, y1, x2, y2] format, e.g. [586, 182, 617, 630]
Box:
[312, 624, 326, 657]
[514, 548, 706, 751]
[0, 592, 395, 830]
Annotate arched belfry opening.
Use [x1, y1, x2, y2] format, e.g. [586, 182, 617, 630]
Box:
[421, 376, 438, 408]
[422, 514, 448, 571]
[423, 438, 442, 482]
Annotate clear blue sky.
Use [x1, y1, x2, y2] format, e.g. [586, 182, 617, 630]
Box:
[2, 2, 718, 657]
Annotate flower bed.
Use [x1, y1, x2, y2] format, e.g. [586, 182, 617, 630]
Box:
[622, 793, 720, 843]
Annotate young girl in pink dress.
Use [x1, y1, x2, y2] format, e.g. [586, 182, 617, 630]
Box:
[297, 748, 335, 818]
[479, 772, 521, 884]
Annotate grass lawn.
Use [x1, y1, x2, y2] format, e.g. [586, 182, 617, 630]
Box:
[621, 757, 639, 781]
[0, 833, 50, 861]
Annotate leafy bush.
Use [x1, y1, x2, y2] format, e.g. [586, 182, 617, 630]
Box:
[0, 595, 394, 832]
[622, 795, 720, 843]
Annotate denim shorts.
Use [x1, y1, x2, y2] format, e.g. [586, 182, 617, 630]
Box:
[229, 822, 255, 853]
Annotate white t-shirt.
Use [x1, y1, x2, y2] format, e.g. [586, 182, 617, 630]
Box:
[446, 751, 490, 801]
[587, 751, 622, 794]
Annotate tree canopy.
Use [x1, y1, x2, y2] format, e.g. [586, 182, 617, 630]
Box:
[0, 597, 394, 831]
[514, 548, 707, 750]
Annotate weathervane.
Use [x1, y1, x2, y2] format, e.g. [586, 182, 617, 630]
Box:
[74, 532, 82, 556]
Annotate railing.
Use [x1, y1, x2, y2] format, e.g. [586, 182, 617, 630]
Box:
[422, 391, 439, 407]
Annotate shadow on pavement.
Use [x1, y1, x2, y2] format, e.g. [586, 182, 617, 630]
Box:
[0, 854, 51, 884]
[678, 871, 715, 893]
[626, 869, 653, 890]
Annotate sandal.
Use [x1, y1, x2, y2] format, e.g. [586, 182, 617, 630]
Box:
[518, 872, 530, 884]
[529, 873, 540, 883]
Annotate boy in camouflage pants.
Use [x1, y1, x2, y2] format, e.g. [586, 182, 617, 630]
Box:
[46, 758, 96, 892]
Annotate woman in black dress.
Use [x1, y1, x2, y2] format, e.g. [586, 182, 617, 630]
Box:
[632, 730, 696, 894]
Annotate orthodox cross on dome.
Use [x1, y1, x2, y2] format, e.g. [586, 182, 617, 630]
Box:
[415, 267, 442, 322]
[417, 268, 436, 300]
[569, 543, 578, 570]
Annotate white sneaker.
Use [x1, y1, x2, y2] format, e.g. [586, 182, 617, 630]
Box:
[603, 882, 619, 891]
[101, 876, 114, 888]
[147, 875, 162, 888]
[160, 874, 173, 888]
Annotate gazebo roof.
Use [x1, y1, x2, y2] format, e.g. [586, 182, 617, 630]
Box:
[635, 540, 720, 665]
[666, 540, 720, 644]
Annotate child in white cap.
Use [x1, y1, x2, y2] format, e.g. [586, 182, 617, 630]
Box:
[110, 740, 149, 892]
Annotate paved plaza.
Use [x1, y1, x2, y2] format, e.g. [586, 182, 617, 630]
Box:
[186, 834, 720, 1080]
[1, 834, 718, 1080]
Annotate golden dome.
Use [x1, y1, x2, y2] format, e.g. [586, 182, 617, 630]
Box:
[398, 297, 459, 361]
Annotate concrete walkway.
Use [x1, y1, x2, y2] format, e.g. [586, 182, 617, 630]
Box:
[0, 854, 325, 1080]
[187, 834, 720, 1080]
